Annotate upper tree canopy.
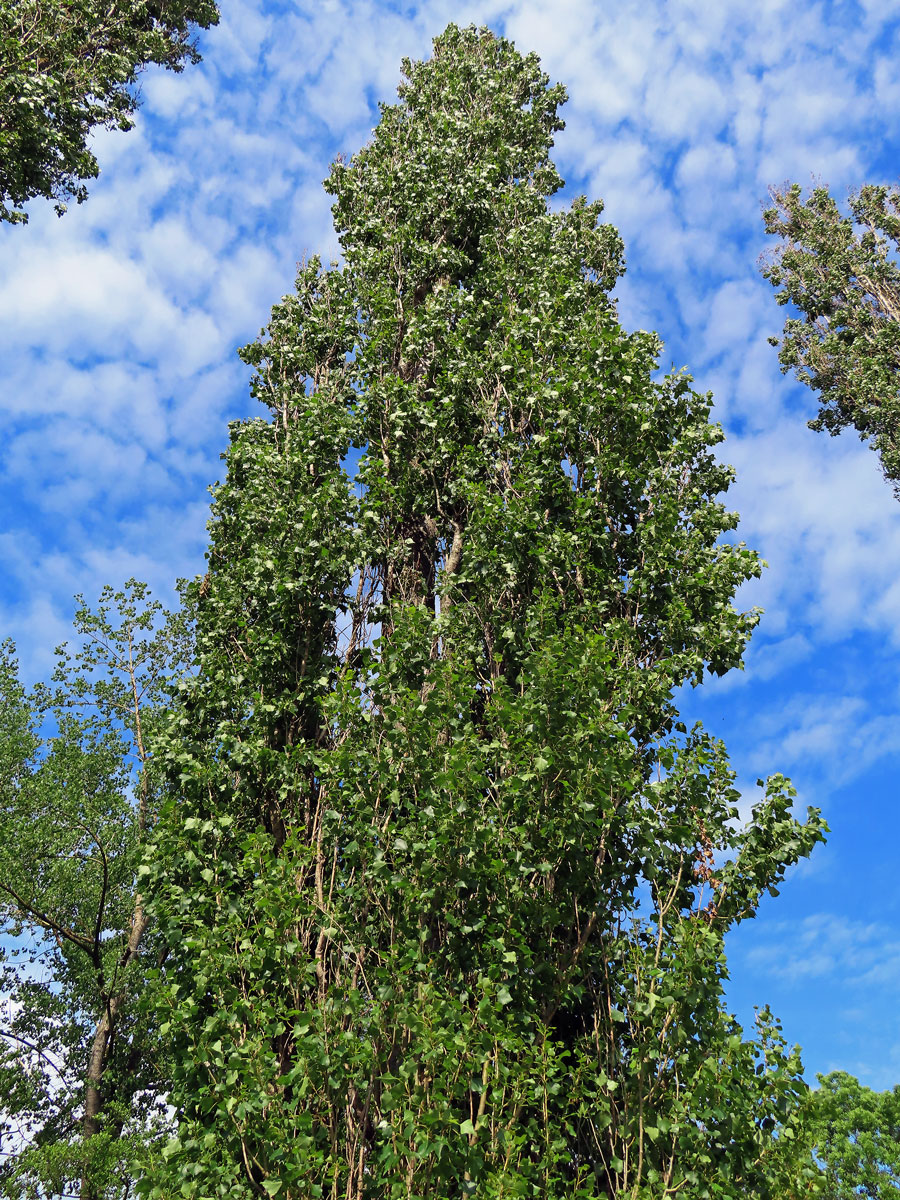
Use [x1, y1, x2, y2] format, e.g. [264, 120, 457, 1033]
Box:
[145, 27, 824, 1199]
[762, 183, 900, 492]
[0, 0, 218, 223]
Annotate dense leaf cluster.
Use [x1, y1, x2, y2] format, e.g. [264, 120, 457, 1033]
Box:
[762, 183, 900, 492]
[0, 0, 218, 223]
[807, 1071, 900, 1198]
[143, 27, 826, 1200]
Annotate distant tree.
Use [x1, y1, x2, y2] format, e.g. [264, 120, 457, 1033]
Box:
[0, 582, 191, 1200]
[805, 1071, 900, 1198]
[143, 27, 826, 1199]
[0, 0, 218, 224]
[762, 183, 900, 493]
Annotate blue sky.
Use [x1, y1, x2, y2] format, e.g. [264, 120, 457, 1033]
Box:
[1, 0, 899, 1088]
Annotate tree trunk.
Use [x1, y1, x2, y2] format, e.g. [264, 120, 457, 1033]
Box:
[80, 904, 149, 1199]
[81, 1003, 113, 1200]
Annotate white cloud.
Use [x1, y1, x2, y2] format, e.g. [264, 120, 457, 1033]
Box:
[743, 686, 900, 789]
[745, 913, 900, 989]
[745, 632, 814, 683]
[646, 68, 728, 143]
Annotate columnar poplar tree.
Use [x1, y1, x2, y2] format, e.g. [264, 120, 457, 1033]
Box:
[146, 27, 826, 1200]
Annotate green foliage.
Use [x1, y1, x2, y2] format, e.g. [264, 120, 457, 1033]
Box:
[0, 582, 191, 1199]
[806, 1071, 900, 1197]
[145, 26, 827, 1199]
[0, 0, 218, 223]
[762, 182, 900, 492]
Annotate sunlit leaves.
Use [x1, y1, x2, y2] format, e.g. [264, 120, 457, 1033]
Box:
[807, 1071, 900, 1198]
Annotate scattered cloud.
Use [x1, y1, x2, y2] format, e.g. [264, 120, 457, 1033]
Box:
[745, 912, 900, 987]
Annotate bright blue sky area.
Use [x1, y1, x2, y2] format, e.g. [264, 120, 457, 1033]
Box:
[1, 0, 899, 1087]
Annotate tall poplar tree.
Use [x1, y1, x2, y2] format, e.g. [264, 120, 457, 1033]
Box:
[146, 27, 826, 1199]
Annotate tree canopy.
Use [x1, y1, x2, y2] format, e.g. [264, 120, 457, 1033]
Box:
[140, 26, 826, 1199]
[807, 1071, 900, 1199]
[0, 0, 218, 223]
[762, 182, 900, 493]
[0, 583, 191, 1200]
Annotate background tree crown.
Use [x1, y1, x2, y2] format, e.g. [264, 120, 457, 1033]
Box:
[762, 182, 900, 493]
[0, 0, 218, 223]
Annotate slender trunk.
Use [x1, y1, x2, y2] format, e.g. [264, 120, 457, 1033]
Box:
[81, 623, 158, 1198]
[83, 1002, 115, 1136]
[81, 1003, 114, 1200]
[80, 904, 150, 1199]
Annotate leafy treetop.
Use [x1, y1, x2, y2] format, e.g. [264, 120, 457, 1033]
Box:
[807, 1071, 900, 1199]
